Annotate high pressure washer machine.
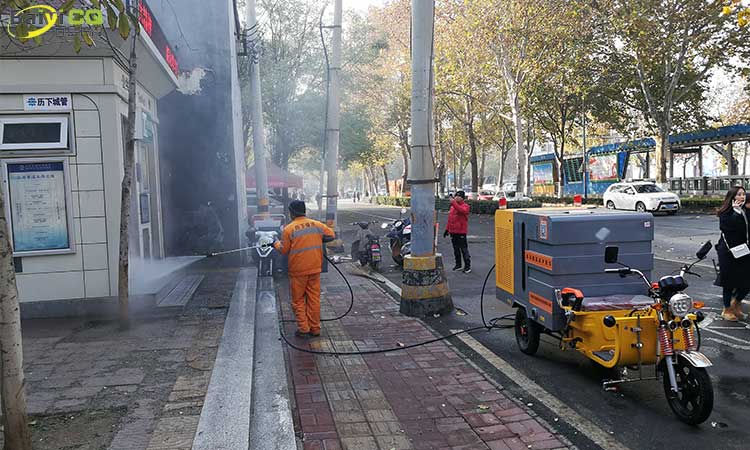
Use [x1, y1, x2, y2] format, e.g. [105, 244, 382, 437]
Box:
[495, 207, 716, 425]
[494, 207, 654, 329]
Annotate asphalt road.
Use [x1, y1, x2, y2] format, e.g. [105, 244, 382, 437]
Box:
[335, 200, 750, 450]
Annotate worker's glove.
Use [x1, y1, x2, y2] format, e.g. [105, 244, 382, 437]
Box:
[443, 229, 449, 238]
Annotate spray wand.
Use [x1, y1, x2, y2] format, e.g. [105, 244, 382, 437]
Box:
[206, 244, 270, 257]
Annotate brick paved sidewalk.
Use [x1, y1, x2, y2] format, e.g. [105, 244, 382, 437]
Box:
[0, 267, 238, 450]
[279, 264, 571, 450]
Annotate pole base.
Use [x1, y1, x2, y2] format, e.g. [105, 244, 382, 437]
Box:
[399, 254, 453, 317]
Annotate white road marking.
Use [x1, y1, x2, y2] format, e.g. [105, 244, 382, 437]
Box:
[653, 255, 713, 269]
[700, 311, 750, 347]
[704, 337, 750, 350]
[455, 333, 632, 450]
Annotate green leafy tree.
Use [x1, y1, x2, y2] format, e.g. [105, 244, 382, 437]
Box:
[524, 0, 598, 196]
[593, 0, 750, 182]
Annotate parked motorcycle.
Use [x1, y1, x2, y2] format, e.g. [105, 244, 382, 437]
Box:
[246, 214, 285, 276]
[381, 208, 412, 266]
[516, 241, 715, 425]
[350, 221, 381, 271]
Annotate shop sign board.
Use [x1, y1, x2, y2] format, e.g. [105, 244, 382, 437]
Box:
[23, 95, 72, 111]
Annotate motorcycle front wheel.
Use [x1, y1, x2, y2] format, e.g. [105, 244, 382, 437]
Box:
[662, 358, 714, 425]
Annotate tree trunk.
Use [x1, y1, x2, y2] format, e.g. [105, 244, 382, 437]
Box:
[683, 155, 688, 180]
[725, 142, 737, 176]
[117, 33, 138, 330]
[458, 147, 465, 191]
[558, 134, 566, 197]
[382, 165, 390, 196]
[479, 148, 486, 188]
[369, 166, 378, 194]
[654, 130, 669, 185]
[511, 93, 526, 195]
[0, 189, 31, 450]
[465, 97, 479, 193]
[743, 142, 748, 175]
[452, 146, 458, 189]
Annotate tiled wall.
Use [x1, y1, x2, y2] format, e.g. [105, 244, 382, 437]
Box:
[0, 93, 113, 302]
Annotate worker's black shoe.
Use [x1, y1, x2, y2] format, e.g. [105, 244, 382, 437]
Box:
[463, 267, 472, 274]
[452, 265, 462, 271]
[294, 330, 310, 338]
[310, 330, 321, 337]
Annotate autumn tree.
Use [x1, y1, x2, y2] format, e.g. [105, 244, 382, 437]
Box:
[525, 0, 598, 196]
[593, 0, 750, 183]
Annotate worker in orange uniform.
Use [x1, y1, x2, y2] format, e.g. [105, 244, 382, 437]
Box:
[272, 200, 335, 337]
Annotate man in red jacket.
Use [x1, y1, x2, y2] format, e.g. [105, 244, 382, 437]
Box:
[444, 190, 471, 273]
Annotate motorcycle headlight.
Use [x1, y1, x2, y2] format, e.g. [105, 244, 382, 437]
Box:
[669, 293, 693, 317]
[258, 235, 274, 247]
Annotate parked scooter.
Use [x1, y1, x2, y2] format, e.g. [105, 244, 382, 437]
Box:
[381, 208, 411, 267]
[246, 214, 286, 276]
[350, 221, 381, 271]
[516, 241, 715, 425]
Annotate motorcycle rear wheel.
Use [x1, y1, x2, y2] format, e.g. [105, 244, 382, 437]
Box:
[662, 358, 714, 425]
[370, 261, 379, 271]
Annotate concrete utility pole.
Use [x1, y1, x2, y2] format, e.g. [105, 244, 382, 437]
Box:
[246, 0, 270, 215]
[324, 0, 342, 230]
[400, 0, 453, 317]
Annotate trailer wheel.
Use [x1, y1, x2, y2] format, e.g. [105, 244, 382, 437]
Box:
[515, 307, 541, 355]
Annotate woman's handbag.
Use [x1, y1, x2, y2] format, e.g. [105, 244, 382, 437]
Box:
[722, 233, 750, 258]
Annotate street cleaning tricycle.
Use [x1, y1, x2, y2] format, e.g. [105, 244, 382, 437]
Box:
[494, 208, 713, 425]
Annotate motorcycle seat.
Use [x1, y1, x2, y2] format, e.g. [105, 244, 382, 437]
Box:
[581, 294, 653, 312]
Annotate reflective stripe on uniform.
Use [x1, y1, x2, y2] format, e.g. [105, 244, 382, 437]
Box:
[291, 227, 324, 239]
[289, 245, 323, 255]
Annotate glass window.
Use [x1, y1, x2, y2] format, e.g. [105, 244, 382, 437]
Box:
[634, 184, 663, 193]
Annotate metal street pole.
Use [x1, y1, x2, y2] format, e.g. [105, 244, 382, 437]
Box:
[409, 0, 436, 257]
[400, 0, 452, 317]
[582, 103, 588, 199]
[324, 0, 342, 230]
[246, 0, 269, 215]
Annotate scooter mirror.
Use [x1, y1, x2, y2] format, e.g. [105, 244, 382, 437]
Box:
[381, 222, 389, 229]
[604, 246, 619, 264]
[696, 240, 712, 260]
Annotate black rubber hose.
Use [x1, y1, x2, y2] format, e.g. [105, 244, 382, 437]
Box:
[281, 255, 355, 323]
[279, 261, 513, 356]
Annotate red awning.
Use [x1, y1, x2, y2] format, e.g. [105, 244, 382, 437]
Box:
[246, 162, 303, 189]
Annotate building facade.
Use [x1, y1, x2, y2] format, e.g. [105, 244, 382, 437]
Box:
[0, 2, 182, 304]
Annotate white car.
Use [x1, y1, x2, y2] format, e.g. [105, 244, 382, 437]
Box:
[603, 182, 681, 214]
[493, 191, 531, 202]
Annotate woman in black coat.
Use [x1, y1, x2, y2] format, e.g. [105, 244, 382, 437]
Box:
[716, 186, 750, 321]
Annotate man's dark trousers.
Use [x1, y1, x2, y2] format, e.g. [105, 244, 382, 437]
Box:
[451, 233, 470, 269]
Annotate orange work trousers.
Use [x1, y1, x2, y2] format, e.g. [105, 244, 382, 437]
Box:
[289, 273, 321, 333]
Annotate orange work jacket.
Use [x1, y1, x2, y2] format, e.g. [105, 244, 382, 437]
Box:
[274, 216, 336, 276]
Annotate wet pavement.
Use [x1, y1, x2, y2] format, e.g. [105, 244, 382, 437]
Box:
[336, 201, 750, 450]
